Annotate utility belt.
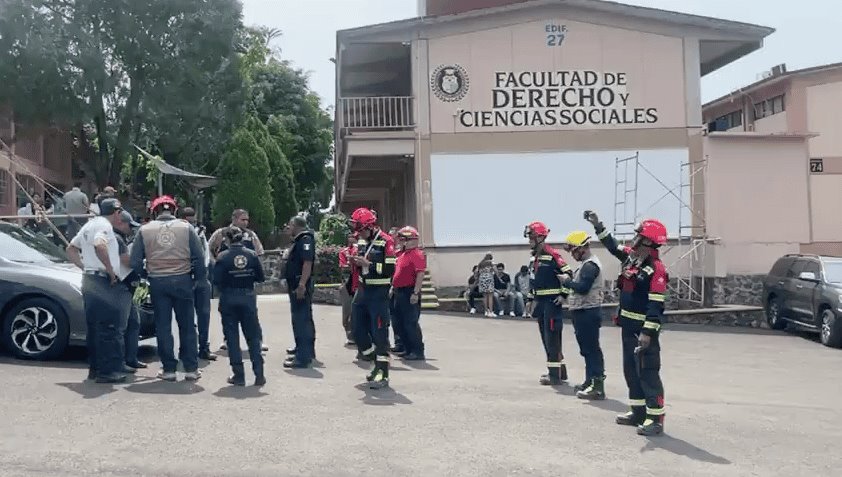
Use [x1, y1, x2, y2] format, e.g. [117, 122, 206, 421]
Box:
[220, 287, 256, 295]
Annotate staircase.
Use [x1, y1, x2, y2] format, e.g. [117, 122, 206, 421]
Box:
[420, 270, 440, 310]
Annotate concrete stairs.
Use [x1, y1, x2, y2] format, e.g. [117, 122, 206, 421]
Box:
[421, 270, 440, 310]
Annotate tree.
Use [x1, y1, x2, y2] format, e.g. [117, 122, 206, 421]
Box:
[318, 212, 350, 247]
[212, 127, 274, 238]
[244, 115, 298, 227]
[0, 0, 246, 187]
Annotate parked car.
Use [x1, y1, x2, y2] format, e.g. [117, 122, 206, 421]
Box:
[763, 253, 842, 348]
[0, 221, 155, 360]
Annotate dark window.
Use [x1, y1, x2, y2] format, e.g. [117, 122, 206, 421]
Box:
[753, 94, 786, 120]
[770, 257, 795, 277]
[786, 259, 810, 278]
[714, 110, 743, 129]
[802, 260, 821, 279]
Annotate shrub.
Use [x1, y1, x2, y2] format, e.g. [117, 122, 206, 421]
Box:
[314, 245, 343, 284]
[318, 212, 350, 247]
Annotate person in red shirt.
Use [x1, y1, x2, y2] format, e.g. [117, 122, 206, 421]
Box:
[338, 233, 358, 346]
[390, 226, 427, 360]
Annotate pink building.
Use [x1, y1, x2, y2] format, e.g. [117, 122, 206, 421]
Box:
[334, 0, 809, 306]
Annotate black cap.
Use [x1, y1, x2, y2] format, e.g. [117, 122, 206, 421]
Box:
[120, 210, 140, 228]
[100, 198, 123, 216]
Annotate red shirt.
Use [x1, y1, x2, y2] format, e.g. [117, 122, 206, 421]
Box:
[339, 245, 359, 292]
[392, 247, 426, 288]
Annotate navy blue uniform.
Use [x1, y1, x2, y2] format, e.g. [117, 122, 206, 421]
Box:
[284, 230, 316, 365]
[213, 244, 266, 380]
[531, 244, 573, 382]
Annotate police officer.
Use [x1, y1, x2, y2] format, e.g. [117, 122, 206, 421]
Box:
[390, 226, 426, 360]
[561, 230, 606, 400]
[282, 215, 316, 369]
[350, 207, 396, 389]
[65, 198, 128, 383]
[208, 208, 268, 352]
[113, 210, 147, 372]
[213, 226, 267, 386]
[182, 207, 216, 362]
[584, 210, 668, 436]
[523, 221, 573, 386]
[130, 195, 206, 382]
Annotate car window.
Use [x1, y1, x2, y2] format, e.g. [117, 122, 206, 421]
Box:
[802, 260, 821, 279]
[0, 224, 68, 263]
[770, 257, 795, 277]
[823, 261, 842, 284]
[786, 259, 809, 278]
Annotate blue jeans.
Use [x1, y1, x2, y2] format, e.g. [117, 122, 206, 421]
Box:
[83, 275, 129, 376]
[572, 308, 605, 382]
[289, 285, 315, 364]
[219, 289, 264, 377]
[149, 274, 198, 373]
[194, 279, 212, 353]
[124, 301, 141, 365]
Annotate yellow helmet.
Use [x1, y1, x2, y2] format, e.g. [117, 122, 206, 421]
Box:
[564, 230, 591, 248]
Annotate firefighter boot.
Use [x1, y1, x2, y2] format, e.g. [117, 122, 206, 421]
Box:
[577, 376, 606, 400]
[559, 363, 568, 382]
[368, 362, 389, 389]
[616, 406, 646, 426]
[637, 415, 665, 436]
[574, 378, 591, 392]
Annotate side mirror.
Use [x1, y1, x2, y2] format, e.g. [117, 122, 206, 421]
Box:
[798, 271, 818, 281]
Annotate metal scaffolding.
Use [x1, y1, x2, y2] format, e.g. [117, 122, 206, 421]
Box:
[613, 152, 712, 306]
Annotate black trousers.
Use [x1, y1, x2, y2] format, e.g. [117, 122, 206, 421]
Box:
[621, 324, 665, 424]
[352, 286, 391, 377]
[393, 287, 424, 355]
[219, 289, 264, 378]
[572, 308, 605, 383]
[533, 298, 565, 380]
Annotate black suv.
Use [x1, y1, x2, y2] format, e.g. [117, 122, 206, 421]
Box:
[763, 254, 842, 348]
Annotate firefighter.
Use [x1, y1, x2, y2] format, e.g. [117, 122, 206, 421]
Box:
[561, 231, 606, 400]
[523, 221, 573, 386]
[390, 226, 426, 360]
[213, 226, 266, 386]
[584, 210, 668, 436]
[349, 207, 396, 389]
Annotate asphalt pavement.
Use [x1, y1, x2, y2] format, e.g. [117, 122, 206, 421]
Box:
[0, 295, 840, 477]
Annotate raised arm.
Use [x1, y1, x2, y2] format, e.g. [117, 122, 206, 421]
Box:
[584, 210, 629, 262]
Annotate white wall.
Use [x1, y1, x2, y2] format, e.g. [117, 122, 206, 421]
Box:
[429, 148, 689, 246]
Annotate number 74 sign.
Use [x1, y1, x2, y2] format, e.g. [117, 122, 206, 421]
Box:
[810, 158, 824, 173]
[545, 24, 568, 47]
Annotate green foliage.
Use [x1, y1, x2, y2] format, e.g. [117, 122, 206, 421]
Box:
[119, 153, 159, 198]
[212, 127, 275, 238]
[318, 213, 351, 247]
[243, 115, 298, 227]
[314, 245, 343, 284]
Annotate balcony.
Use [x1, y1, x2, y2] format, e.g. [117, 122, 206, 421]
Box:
[340, 96, 415, 133]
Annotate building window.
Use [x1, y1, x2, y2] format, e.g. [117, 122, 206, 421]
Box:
[754, 94, 786, 120]
[0, 169, 8, 206]
[714, 110, 743, 130]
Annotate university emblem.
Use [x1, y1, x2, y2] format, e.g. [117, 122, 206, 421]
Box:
[431, 64, 469, 102]
[234, 255, 248, 269]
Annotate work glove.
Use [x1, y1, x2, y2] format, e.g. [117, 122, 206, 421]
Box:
[133, 281, 150, 305]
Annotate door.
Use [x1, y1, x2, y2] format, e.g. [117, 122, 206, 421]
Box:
[788, 259, 820, 322]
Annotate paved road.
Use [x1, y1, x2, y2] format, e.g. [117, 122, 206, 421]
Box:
[0, 296, 840, 476]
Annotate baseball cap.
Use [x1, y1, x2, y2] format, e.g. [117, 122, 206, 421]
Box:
[120, 210, 140, 228]
[99, 198, 123, 216]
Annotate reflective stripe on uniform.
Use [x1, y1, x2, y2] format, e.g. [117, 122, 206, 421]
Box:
[535, 288, 561, 296]
[629, 399, 646, 407]
[546, 361, 564, 367]
[384, 257, 396, 264]
[620, 309, 646, 321]
[648, 293, 665, 302]
[560, 264, 572, 273]
[364, 278, 391, 285]
[646, 407, 665, 416]
[372, 240, 386, 246]
[376, 355, 390, 363]
[362, 345, 376, 355]
[597, 229, 610, 240]
[560, 287, 572, 295]
[376, 263, 383, 274]
[642, 266, 654, 275]
[538, 255, 554, 261]
[643, 321, 661, 332]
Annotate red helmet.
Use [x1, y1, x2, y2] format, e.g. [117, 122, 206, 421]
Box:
[350, 208, 377, 231]
[150, 195, 177, 213]
[397, 226, 419, 240]
[635, 219, 667, 246]
[524, 221, 549, 238]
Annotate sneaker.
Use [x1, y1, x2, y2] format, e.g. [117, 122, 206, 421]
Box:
[261, 344, 269, 352]
[469, 308, 477, 314]
[509, 311, 516, 317]
[498, 311, 505, 316]
[184, 370, 202, 381]
[157, 370, 177, 382]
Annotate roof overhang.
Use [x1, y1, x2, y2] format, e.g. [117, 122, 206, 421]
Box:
[706, 131, 818, 140]
[338, 0, 774, 77]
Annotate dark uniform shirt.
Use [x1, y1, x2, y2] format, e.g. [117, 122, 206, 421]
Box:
[284, 230, 316, 286]
[355, 229, 396, 287]
[213, 244, 266, 290]
[531, 244, 573, 298]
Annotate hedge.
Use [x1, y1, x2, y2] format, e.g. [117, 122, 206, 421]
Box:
[314, 245, 343, 284]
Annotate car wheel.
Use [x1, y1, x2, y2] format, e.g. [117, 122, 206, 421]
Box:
[1, 297, 70, 360]
[820, 308, 842, 348]
[765, 296, 786, 330]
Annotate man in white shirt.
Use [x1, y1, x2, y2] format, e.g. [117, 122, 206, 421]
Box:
[66, 198, 130, 384]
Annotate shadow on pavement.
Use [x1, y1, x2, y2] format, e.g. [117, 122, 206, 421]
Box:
[581, 397, 628, 413]
[56, 381, 119, 399]
[552, 383, 577, 396]
[213, 385, 269, 399]
[400, 359, 440, 371]
[123, 379, 205, 395]
[641, 434, 731, 465]
[284, 367, 324, 379]
[354, 383, 413, 406]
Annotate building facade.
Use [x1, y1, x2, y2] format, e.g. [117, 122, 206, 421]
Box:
[1, 111, 77, 216]
[334, 0, 775, 293]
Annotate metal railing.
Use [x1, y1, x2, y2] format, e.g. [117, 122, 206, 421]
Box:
[340, 96, 415, 130]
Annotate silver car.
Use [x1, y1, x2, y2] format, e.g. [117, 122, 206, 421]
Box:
[0, 222, 155, 360]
